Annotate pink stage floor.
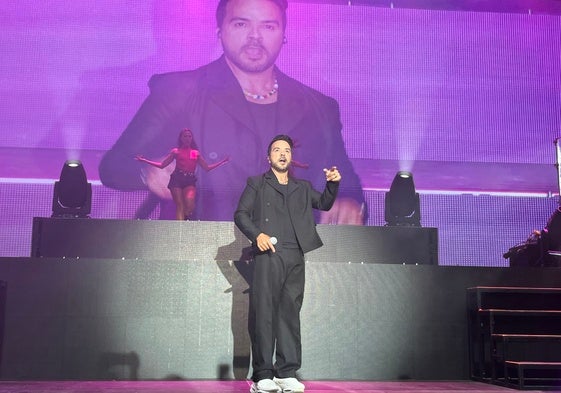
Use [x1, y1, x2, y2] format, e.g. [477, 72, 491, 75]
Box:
[0, 380, 555, 393]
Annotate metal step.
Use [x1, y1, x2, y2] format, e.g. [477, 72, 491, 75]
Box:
[503, 361, 561, 390]
[468, 287, 561, 312]
[468, 287, 561, 384]
[491, 334, 561, 381]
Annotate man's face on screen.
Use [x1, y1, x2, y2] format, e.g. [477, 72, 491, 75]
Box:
[219, 0, 285, 73]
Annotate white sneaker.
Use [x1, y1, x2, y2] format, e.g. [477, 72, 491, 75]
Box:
[273, 377, 305, 393]
[250, 378, 281, 393]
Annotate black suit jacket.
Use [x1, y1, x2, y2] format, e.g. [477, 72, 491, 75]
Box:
[100, 56, 363, 221]
[234, 170, 339, 254]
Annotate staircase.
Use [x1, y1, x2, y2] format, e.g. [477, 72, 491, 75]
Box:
[467, 286, 561, 390]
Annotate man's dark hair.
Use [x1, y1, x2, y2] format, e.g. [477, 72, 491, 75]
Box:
[216, 0, 288, 30]
[268, 134, 293, 155]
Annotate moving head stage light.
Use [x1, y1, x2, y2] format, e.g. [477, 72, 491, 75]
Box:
[52, 160, 92, 218]
[385, 171, 421, 227]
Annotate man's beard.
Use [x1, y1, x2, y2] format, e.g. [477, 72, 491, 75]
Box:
[271, 161, 289, 173]
[224, 43, 281, 73]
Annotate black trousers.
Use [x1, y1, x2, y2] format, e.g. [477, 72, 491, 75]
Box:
[249, 248, 305, 382]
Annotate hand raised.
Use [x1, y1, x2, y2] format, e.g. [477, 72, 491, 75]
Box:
[323, 166, 341, 182]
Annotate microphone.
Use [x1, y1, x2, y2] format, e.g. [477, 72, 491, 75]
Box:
[270, 236, 278, 245]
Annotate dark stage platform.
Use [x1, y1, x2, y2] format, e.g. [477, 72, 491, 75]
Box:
[1, 256, 561, 382]
[30, 218, 438, 265]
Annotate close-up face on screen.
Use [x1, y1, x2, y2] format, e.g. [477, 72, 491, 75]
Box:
[1, 0, 560, 266]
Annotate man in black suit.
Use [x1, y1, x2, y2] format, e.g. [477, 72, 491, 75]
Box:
[234, 134, 340, 393]
[99, 0, 365, 224]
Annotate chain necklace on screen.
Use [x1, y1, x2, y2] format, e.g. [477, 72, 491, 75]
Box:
[243, 79, 278, 100]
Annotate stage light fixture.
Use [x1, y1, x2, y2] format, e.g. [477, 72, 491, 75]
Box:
[52, 159, 92, 218]
[384, 171, 421, 226]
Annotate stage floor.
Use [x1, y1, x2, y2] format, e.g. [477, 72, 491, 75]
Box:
[0, 380, 545, 393]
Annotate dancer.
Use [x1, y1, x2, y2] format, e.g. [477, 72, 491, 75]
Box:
[136, 128, 229, 220]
